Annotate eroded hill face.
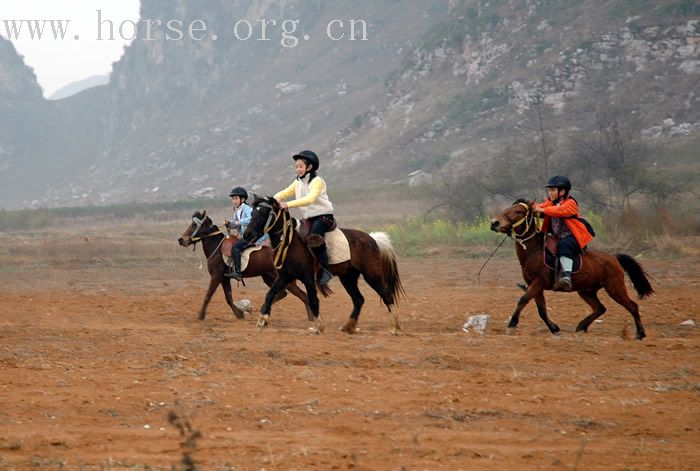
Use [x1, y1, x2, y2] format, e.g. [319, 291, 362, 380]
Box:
[0, 1, 698, 208]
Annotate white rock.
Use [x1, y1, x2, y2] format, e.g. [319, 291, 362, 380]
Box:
[463, 314, 490, 335]
[680, 319, 695, 326]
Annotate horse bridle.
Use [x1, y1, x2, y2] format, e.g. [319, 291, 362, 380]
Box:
[507, 202, 539, 248]
[188, 216, 223, 243]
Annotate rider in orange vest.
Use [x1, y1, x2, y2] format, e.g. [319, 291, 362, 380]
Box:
[534, 175, 593, 291]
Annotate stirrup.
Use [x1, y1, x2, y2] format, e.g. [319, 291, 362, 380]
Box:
[553, 273, 572, 292]
[224, 268, 243, 280]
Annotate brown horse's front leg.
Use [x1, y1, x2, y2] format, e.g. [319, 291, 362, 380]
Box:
[258, 273, 289, 328]
[198, 276, 221, 321]
[508, 280, 555, 333]
[533, 291, 560, 334]
[221, 278, 245, 320]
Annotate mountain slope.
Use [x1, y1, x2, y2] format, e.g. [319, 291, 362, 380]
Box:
[0, 0, 698, 208]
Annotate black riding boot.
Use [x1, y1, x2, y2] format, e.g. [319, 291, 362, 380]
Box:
[312, 244, 333, 286]
[225, 248, 244, 280]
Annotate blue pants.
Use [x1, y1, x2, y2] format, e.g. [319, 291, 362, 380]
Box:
[310, 214, 334, 238]
[558, 235, 580, 259]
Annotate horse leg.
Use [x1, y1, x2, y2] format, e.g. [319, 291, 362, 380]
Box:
[339, 270, 364, 334]
[575, 290, 606, 335]
[508, 280, 545, 332]
[221, 278, 246, 320]
[604, 280, 646, 340]
[198, 276, 221, 321]
[363, 272, 401, 335]
[300, 274, 323, 334]
[258, 273, 289, 329]
[533, 291, 560, 334]
[261, 272, 288, 304]
[286, 281, 314, 322]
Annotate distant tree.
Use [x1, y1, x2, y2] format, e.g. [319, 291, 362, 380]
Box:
[430, 170, 488, 223]
[488, 96, 560, 200]
[565, 103, 654, 210]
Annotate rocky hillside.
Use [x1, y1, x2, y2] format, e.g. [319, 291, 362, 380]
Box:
[0, 0, 698, 208]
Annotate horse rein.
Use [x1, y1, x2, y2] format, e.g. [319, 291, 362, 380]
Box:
[257, 202, 295, 269]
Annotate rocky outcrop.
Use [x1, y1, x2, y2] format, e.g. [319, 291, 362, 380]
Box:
[0, 1, 698, 208]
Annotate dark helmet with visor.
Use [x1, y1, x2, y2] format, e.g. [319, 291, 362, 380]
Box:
[544, 175, 571, 192]
[228, 186, 248, 199]
[292, 150, 320, 173]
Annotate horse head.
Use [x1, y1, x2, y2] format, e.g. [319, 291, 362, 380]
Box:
[490, 199, 536, 237]
[244, 196, 284, 242]
[178, 210, 214, 247]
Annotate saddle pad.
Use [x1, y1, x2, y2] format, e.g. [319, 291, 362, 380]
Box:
[222, 242, 264, 273]
[326, 228, 351, 265]
[293, 221, 350, 265]
[544, 250, 582, 273]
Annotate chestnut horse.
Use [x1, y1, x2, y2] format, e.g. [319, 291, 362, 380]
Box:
[178, 210, 313, 321]
[242, 196, 404, 334]
[490, 200, 653, 339]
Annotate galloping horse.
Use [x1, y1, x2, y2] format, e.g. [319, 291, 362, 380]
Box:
[243, 196, 404, 334]
[490, 200, 653, 339]
[178, 210, 313, 321]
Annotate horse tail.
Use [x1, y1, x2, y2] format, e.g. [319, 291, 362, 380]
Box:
[616, 254, 654, 299]
[370, 232, 405, 304]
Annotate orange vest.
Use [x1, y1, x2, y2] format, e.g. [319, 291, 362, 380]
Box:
[541, 197, 593, 249]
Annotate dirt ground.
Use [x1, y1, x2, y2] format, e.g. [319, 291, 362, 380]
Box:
[0, 224, 698, 470]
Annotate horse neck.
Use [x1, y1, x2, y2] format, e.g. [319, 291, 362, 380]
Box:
[201, 229, 224, 259]
[267, 210, 291, 247]
[514, 231, 543, 265]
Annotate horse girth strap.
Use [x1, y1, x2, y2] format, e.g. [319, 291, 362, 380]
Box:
[272, 210, 294, 270]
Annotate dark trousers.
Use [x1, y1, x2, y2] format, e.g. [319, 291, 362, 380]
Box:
[308, 215, 334, 273]
[310, 214, 334, 237]
[232, 239, 249, 272]
[557, 235, 580, 259]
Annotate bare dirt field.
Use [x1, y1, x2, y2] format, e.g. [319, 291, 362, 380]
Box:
[0, 221, 698, 470]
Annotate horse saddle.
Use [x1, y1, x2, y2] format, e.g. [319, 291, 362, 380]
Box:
[221, 236, 264, 272]
[296, 219, 350, 265]
[543, 235, 582, 273]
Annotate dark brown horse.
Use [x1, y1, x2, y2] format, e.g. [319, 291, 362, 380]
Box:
[242, 196, 404, 334]
[490, 200, 653, 339]
[178, 210, 313, 321]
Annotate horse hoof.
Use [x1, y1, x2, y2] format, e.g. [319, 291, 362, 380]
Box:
[507, 327, 518, 335]
[574, 330, 585, 338]
[390, 328, 401, 336]
[309, 321, 324, 335]
[256, 315, 270, 329]
[340, 319, 358, 334]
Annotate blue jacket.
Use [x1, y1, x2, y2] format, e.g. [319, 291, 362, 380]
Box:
[232, 203, 268, 244]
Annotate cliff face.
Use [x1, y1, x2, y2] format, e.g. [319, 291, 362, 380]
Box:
[0, 37, 50, 188]
[0, 1, 698, 208]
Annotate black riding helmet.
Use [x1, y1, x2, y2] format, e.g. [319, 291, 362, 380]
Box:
[228, 186, 248, 200]
[544, 175, 571, 192]
[292, 150, 320, 173]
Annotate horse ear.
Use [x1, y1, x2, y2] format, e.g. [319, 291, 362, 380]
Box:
[528, 200, 535, 207]
[202, 210, 207, 218]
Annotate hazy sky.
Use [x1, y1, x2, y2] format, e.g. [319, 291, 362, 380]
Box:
[0, 0, 140, 97]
